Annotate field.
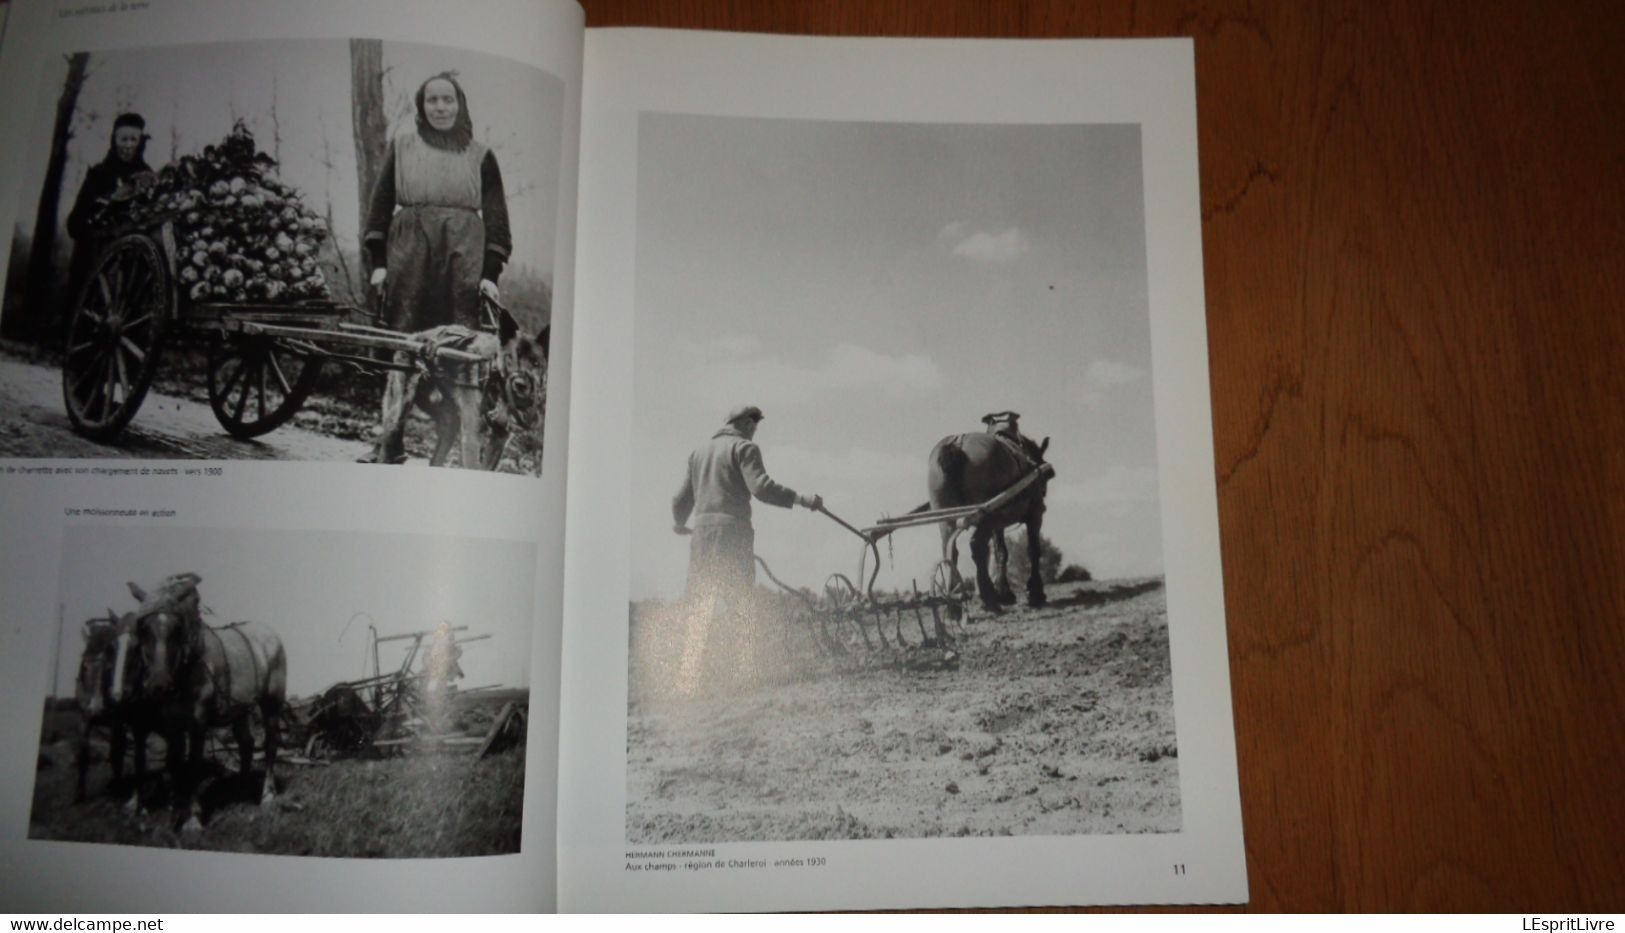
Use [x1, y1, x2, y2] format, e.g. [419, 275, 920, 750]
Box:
[29, 690, 528, 858]
[626, 578, 1179, 842]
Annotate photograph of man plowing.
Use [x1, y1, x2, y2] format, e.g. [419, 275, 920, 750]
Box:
[624, 114, 1180, 843]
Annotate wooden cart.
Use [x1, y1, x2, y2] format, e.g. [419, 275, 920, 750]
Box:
[61, 221, 490, 442]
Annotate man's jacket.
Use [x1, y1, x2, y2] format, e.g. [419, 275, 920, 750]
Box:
[673, 427, 798, 528]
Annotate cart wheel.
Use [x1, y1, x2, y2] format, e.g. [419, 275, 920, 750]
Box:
[207, 337, 323, 439]
[304, 732, 332, 761]
[61, 234, 169, 441]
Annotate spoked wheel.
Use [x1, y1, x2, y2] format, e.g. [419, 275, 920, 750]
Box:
[821, 573, 869, 654]
[61, 234, 169, 441]
[932, 559, 972, 623]
[207, 337, 323, 439]
[930, 560, 968, 599]
[303, 732, 334, 761]
[824, 573, 859, 606]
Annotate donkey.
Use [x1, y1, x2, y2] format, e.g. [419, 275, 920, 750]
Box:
[373, 305, 548, 469]
[112, 573, 287, 833]
[928, 412, 1051, 614]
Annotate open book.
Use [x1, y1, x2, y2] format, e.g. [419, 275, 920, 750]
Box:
[0, 0, 1246, 912]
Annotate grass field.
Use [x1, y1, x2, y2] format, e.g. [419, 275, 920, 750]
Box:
[29, 690, 528, 858]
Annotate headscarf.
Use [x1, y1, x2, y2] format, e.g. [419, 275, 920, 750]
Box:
[99, 112, 151, 172]
[414, 72, 474, 152]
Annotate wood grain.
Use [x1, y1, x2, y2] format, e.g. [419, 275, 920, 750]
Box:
[581, 0, 1625, 911]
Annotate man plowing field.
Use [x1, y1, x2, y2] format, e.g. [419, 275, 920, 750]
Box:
[660, 406, 1051, 683]
[671, 404, 823, 610]
[665, 404, 823, 691]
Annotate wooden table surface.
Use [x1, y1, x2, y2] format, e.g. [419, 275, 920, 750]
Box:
[582, 0, 1624, 912]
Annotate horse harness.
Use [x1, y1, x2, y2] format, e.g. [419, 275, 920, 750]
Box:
[143, 602, 263, 714]
[990, 432, 1042, 471]
[408, 323, 544, 435]
[475, 297, 545, 435]
[480, 354, 543, 434]
[981, 411, 1046, 470]
[199, 622, 266, 714]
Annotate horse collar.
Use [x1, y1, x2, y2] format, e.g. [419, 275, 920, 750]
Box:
[991, 431, 1042, 469]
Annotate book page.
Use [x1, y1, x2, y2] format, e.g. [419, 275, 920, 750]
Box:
[0, 0, 580, 912]
[558, 29, 1245, 911]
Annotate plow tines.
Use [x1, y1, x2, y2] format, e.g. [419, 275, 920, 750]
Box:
[751, 532, 977, 674]
[791, 573, 970, 671]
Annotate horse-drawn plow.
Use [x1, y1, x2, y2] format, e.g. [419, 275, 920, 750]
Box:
[759, 460, 1056, 669]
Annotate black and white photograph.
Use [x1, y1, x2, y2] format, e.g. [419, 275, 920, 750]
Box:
[30, 524, 535, 858]
[0, 38, 560, 473]
[625, 114, 1179, 842]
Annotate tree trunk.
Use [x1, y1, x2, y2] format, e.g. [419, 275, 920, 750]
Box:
[12, 52, 90, 341]
[349, 39, 388, 285]
[269, 69, 282, 164]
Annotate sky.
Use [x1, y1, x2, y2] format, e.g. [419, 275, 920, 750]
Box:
[629, 115, 1165, 601]
[12, 37, 563, 281]
[48, 525, 537, 700]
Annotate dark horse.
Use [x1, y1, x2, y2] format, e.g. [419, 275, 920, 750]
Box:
[110, 572, 287, 833]
[928, 413, 1051, 614]
[81, 610, 175, 812]
[74, 614, 127, 802]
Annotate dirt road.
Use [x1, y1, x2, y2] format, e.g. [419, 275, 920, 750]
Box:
[627, 578, 1179, 842]
[0, 356, 368, 461]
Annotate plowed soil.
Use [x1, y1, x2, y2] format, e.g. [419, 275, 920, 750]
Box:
[626, 578, 1179, 842]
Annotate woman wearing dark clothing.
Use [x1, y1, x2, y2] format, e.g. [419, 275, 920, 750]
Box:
[364, 72, 512, 331]
[65, 113, 154, 302]
[362, 72, 512, 464]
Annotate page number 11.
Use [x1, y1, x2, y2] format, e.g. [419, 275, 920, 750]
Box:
[1173, 864, 1187, 876]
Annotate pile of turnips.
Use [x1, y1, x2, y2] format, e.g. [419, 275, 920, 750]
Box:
[91, 121, 332, 303]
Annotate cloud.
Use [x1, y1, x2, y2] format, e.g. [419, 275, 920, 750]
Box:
[678, 333, 763, 358]
[771, 444, 919, 487]
[1048, 464, 1160, 508]
[709, 334, 763, 357]
[695, 343, 947, 403]
[823, 344, 946, 394]
[1085, 359, 1145, 387]
[1078, 359, 1147, 406]
[943, 225, 1031, 263]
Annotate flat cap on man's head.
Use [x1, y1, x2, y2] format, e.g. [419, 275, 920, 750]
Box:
[725, 404, 765, 424]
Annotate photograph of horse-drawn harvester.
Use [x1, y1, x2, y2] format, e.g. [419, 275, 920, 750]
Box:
[30, 526, 536, 858]
[0, 38, 559, 472]
[625, 115, 1181, 842]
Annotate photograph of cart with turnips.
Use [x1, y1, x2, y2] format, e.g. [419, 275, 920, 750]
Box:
[0, 37, 562, 473]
